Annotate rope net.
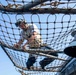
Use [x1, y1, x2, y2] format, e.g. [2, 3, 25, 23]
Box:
[0, 0, 76, 75]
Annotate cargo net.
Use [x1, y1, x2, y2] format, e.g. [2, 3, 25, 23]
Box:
[0, 0, 76, 75]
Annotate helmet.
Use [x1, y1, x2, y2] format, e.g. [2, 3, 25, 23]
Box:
[15, 19, 27, 27]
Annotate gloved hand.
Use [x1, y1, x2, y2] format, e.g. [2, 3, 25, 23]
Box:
[14, 43, 20, 48]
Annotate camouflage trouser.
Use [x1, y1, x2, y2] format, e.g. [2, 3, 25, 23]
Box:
[29, 36, 43, 48]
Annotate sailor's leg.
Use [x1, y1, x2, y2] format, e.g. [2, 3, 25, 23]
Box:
[26, 55, 36, 69]
[39, 58, 54, 69]
[39, 46, 58, 69]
